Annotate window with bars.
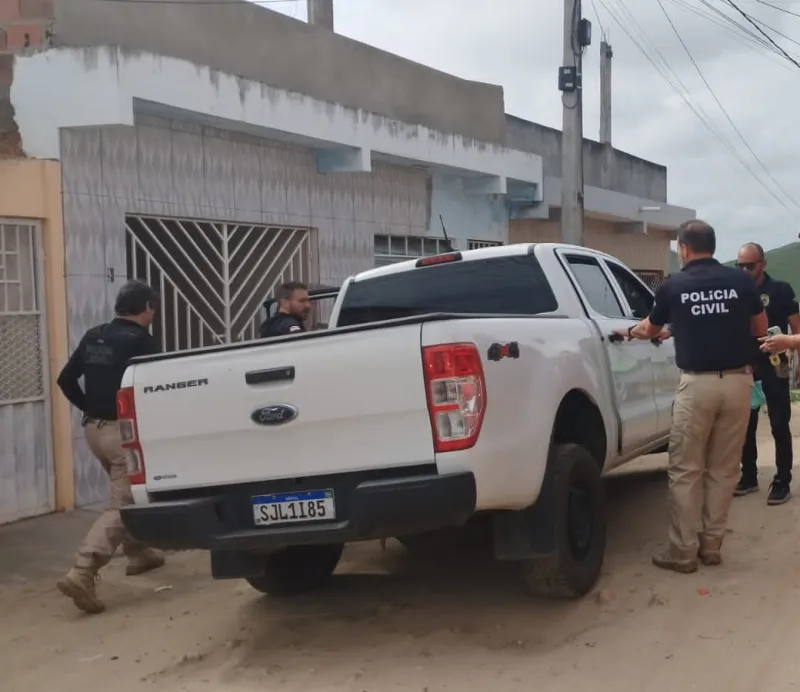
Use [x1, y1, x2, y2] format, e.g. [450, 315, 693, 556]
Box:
[467, 239, 503, 250]
[633, 270, 664, 293]
[373, 234, 451, 267]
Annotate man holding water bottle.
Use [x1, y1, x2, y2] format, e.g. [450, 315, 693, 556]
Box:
[734, 243, 800, 505]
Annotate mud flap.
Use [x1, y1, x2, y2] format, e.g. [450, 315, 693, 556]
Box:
[492, 446, 558, 561]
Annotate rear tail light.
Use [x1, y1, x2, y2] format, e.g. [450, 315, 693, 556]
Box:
[422, 343, 486, 453]
[117, 386, 146, 485]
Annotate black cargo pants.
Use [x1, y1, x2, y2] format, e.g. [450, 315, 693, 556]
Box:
[741, 364, 793, 484]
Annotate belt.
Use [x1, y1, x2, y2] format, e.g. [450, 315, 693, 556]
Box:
[681, 366, 752, 377]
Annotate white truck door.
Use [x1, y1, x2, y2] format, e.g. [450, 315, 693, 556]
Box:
[603, 260, 679, 438]
[559, 252, 659, 455]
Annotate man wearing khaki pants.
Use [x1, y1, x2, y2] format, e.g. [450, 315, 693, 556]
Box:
[56, 280, 165, 614]
[616, 220, 767, 572]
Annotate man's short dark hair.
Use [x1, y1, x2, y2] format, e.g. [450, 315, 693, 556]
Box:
[114, 280, 159, 316]
[276, 281, 308, 301]
[677, 219, 716, 255]
[740, 242, 765, 261]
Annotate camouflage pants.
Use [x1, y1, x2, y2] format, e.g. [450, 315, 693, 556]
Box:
[74, 421, 149, 572]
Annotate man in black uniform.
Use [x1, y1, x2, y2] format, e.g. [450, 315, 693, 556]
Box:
[259, 281, 311, 337]
[616, 220, 767, 573]
[734, 242, 800, 505]
[55, 280, 165, 614]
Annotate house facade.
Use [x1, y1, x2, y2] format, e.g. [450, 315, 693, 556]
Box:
[0, 0, 694, 520]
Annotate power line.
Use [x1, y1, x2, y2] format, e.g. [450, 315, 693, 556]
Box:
[756, 0, 800, 16]
[597, 0, 799, 219]
[723, 0, 800, 68]
[656, 0, 800, 213]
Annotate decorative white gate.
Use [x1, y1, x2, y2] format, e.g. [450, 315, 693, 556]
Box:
[0, 220, 54, 524]
[125, 216, 313, 351]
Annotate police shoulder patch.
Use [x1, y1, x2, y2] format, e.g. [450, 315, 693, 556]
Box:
[761, 294, 770, 307]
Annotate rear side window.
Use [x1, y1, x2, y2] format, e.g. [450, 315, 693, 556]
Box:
[337, 255, 558, 327]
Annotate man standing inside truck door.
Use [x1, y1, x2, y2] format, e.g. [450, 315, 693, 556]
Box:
[259, 281, 311, 337]
[734, 242, 800, 505]
[55, 280, 165, 614]
[615, 220, 767, 573]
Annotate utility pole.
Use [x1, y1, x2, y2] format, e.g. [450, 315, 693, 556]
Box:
[599, 41, 613, 145]
[558, 0, 590, 246]
[307, 0, 334, 30]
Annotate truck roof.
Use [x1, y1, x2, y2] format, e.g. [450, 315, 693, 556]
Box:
[352, 242, 621, 283]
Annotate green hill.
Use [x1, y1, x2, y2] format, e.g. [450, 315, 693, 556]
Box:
[724, 242, 800, 295]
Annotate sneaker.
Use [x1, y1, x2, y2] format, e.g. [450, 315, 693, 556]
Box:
[734, 478, 759, 496]
[57, 568, 105, 614]
[767, 481, 791, 506]
[125, 550, 166, 576]
[652, 550, 698, 574]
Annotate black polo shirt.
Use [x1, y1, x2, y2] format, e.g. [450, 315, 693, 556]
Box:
[649, 257, 763, 372]
[259, 312, 306, 338]
[753, 272, 799, 366]
[57, 318, 160, 420]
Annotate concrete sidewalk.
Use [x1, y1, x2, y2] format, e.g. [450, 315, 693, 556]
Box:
[0, 508, 99, 586]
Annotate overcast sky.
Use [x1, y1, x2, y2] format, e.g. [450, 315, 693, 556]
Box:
[270, 0, 800, 261]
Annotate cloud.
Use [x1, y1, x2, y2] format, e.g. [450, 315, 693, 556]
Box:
[269, 0, 800, 260]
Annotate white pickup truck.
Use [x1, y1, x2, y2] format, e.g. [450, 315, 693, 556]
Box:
[119, 243, 678, 599]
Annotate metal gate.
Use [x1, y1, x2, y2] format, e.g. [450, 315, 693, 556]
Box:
[0, 220, 54, 524]
[634, 269, 664, 292]
[125, 216, 313, 351]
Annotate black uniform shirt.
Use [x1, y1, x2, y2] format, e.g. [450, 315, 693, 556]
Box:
[57, 318, 160, 420]
[259, 312, 306, 338]
[752, 272, 799, 372]
[648, 258, 763, 372]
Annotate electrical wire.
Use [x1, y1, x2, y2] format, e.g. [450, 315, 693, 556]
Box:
[657, 0, 800, 213]
[723, 0, 800, 68]
[597, 0, 799, 218]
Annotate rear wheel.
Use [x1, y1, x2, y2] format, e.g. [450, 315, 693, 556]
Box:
[522, 443, 606, 599]
[245, 543, 344, 596]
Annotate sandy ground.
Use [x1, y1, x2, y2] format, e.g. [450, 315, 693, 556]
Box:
[3, 409, 800, 692]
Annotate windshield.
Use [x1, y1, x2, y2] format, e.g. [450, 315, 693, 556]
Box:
[337, 254, 558, 327]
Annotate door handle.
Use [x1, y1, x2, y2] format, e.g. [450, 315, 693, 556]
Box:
[608, 332, 625, 343]
[650, 338, 662, 346]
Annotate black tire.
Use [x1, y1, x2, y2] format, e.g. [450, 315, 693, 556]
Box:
[245, 543, 344, 596]
[522, 443, 606, 599]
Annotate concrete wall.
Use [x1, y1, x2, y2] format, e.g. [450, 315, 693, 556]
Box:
[60, 117, 431, 505]
[0, 158, 72, 519]
[505, 116, 668, 203]
[428, 173, 507, 247]
[48, 0, 506, 144]
[510, 217, 670, 273]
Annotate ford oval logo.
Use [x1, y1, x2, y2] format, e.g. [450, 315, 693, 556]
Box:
[251, 404, 298, 426]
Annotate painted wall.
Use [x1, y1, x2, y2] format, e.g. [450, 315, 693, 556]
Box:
[0, 158, 72, 520]
[506, 116, 668, 203]
[50, 0, 507, 144]
[510, 218, 671, 273]
[60, 116, 430, 505]
[428, 173, 507, 247]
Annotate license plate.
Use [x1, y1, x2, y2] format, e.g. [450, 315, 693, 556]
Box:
[252, 489, 336, 527]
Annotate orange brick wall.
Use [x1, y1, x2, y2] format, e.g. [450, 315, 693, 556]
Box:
[0, 0, 52, 50]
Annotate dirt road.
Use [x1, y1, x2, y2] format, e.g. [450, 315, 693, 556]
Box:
[3, 411, 800, 692]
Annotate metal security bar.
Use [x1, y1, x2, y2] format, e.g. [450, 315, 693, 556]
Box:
[0, 222, 45, 404]
[634, 269, 664, 293]
[125, 216, 312, 351]
[467, 239, 503, 250]
[374, 234, 450, 267]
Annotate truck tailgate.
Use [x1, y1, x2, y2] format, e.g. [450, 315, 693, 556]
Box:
[131, 324, 434, 491]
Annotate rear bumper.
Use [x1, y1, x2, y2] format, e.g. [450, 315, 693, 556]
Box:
[120, 471, 476, 552]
